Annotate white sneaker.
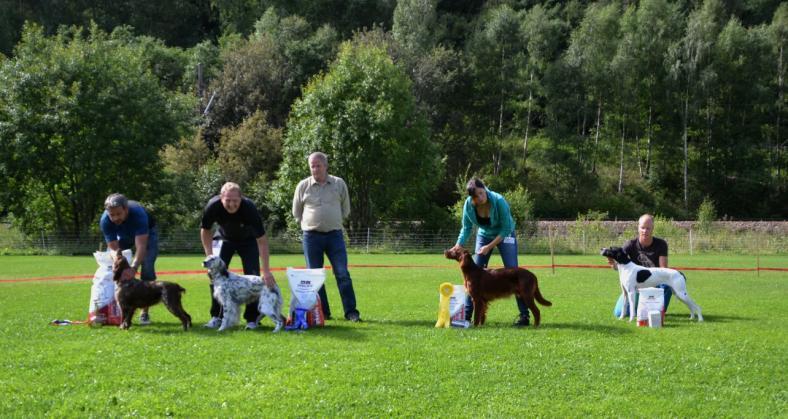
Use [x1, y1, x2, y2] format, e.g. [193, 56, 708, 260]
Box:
[139, 312, 151, 325]
[245, 322, 258, 330]
[203, 317, 221, 328]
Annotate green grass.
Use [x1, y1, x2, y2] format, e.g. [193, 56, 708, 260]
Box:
[0, 254, 786, 417]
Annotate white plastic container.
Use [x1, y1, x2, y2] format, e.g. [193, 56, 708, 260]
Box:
[648, 310, 663, 328]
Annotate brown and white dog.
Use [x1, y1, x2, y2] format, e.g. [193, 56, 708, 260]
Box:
[111, 250, 192, 330]
[444, 247, 552, 327]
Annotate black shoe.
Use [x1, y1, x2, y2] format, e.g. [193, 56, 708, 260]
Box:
[345, 312, 361, 322]
[513, 316, 530, 327]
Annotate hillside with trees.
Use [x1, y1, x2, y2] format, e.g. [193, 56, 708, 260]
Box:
[0, 0, 785, 238]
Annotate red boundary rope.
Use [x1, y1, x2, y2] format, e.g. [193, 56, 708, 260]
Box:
[2, 263, 786, 283]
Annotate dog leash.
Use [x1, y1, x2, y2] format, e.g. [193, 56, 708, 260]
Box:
[50, 319, 89, 326]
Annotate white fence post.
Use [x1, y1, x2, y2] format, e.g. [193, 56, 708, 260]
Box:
[689, 228, 693, 256]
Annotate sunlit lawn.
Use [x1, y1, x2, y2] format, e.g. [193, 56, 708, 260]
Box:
[0, 253, 785, 416]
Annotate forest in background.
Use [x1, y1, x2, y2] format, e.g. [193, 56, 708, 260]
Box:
[0, 0, 785, 238]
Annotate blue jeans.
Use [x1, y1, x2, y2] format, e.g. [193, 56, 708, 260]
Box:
[209, 239, 261, 322]
[118, 228, 158, 281]
[303, 230, 359, 319]
[464, 232, 530, 321]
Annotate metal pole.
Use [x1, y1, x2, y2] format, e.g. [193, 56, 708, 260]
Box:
[366, 228, 370, 254]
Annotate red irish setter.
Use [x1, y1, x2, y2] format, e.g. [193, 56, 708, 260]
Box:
[444, 247, 552, 327]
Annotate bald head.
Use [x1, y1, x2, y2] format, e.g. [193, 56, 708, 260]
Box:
[637, 214, 655, 246]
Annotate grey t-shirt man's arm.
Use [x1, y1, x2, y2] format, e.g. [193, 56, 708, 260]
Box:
[292, 175, 350, 232]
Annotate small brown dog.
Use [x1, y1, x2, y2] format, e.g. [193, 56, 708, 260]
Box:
[111, 250, 192, 330]
[444, 247, 552, 327]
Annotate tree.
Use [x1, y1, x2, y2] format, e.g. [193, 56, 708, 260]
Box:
[393, 0, 437, 58]
[201, 35, 287, 148]
[668, 0, 724, 210]
[0, 23, 193, 235]
[769, 4, 788, 185]
[273, 40, 441, 229]
[217, 110, 283, 186]
[566, 3, 621, 174]
[253, 8, 339, 117]
[519, 4, 565, 165]
[466, 4, 526, 175]
[203, 10, 339, 149]
[615, 0, 682, 181]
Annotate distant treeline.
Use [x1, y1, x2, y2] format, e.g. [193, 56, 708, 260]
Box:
[0, 0, 785, 238]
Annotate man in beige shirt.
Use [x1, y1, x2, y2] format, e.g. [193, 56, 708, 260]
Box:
[292, 152, 361, 322]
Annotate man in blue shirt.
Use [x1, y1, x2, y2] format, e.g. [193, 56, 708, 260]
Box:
[99, 193, 159, 325]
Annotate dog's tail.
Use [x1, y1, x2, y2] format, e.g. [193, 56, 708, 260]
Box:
[533, 278, 552, 307]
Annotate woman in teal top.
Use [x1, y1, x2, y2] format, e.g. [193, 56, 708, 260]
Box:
[449, 178, 531, 326]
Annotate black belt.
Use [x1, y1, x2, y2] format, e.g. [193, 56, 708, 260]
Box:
[306, 229, 340, 235]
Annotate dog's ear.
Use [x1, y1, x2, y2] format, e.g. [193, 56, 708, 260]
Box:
[112, 258, 126, 282]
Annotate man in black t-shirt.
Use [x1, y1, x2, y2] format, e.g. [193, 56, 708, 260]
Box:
[200, 182, 277, 330]
[608, 214, 672, 316]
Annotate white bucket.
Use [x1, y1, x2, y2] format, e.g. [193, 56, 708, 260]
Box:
[648, 310, 662, 328]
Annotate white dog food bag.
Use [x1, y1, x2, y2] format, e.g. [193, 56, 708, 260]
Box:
[449, 285, 469, 327]
[285, 268, 327, 328]
[637, 287, 665, 327]
[87, 249, 130, 326]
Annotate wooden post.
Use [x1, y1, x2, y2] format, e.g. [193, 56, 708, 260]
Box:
[756, 231, 761, 277]
[549, 225, 555, 275]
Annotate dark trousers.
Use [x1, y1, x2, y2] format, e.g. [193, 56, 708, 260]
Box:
[303, 230, 359, 319]
[209, 239, 260, 322]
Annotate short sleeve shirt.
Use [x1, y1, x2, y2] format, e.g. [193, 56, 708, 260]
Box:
[623, 237, 668, 267]
[200, 196, 265, 242]
[99, 201, 154, 245]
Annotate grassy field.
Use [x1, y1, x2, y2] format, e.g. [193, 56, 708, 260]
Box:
[0, 253, 786, 417]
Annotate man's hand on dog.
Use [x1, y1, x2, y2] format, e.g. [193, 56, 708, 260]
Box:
[262, 271, 276, 288]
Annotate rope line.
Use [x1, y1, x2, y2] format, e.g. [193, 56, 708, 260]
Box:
[1, 263, 785, 283]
